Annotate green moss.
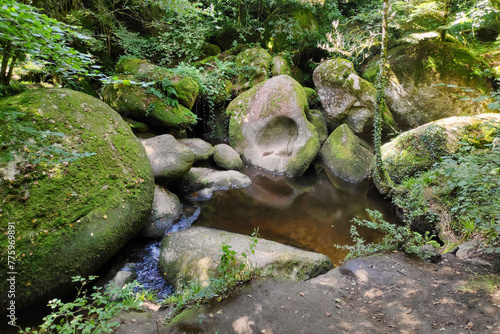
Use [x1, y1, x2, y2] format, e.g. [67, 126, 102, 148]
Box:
[148, 100, 198, 129]
[226, 84, 260, 150]
[320, 124, 374, 183]
[383, 124, 448, 183]
[202, 43, 221, 57]
[364, 40, 488, 92]
[235, 47, 272, 91]
[115, 57, 152, 75]
[271, 56, 292, 77]
[0, 88, 154, 308]
[286, 131, 320, 177]
[171, 76, 199, 110]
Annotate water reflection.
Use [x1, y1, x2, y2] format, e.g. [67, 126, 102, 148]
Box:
[192, 166, 399, 265]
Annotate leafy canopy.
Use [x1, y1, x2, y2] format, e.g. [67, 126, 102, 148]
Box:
[0, 0, 95, 86]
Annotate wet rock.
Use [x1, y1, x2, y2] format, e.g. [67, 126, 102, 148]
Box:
[179, 138, 214, 163]
[226, 75, 321, 177]
[141, 134, 194, 183]
[213, 144, 244, 170]
[179, 167, 251, 199]
[159, 227, 333, 289]
[110, 264, 137, 289]
[141, 185, 181, 238]
[320, 124, 373, 184]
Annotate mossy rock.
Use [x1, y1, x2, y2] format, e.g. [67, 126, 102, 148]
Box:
[170, 76, 199, 110]
[123, 117, 149, 133]
[271, 55, 292, 77]
[307, 109, 329, 144]
[235, 47, 272, 93]
[102, 77, 198, 129]
[304, 87, 321, 109]
[159, 227, 333, 290]
[377, 114, 500, 189]
[226, 75, 321, 177]
[363, 39, 490, 130]
[0, 88, 154, 308]
[115, 57, 157, 76]
[320, 124, 374, 184]
[202, 43, 222, 57]
[313, 58, 397, 138]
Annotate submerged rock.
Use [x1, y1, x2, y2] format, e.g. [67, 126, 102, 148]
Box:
[141, 134, 194, 183]
[158, 227, 333, 289]
[226, 75, 321, 177]
[141, 185, 181, 238]
[0, 88, 154, 308]
[313, 58, 396, 138]
[320, 124, 374, 183]
[363, 39, 490, 130]
[213, 144, 244, 170]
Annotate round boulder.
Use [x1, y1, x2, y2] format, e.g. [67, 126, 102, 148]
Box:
[141, 134, 194, 183]
[226, 75, 321, 177]
[213, 144, 244, 170]
[179, 138, 214, 163]
[0, 88, 154, 308]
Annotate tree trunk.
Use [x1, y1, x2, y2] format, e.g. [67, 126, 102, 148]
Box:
[0, 42, 13, 86]
[373, 0, 393, 193]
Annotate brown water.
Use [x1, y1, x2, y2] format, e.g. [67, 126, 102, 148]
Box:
[192, 166, 399, 265]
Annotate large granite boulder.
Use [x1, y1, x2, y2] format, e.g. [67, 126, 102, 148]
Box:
[226, 75, 321, 177]
[313, 58, 397, 138]
[363, 39, 490, 130]
[320, 124, 374, 183]
[141, 135, 194, 183]
[378, 114, 500, 187]
[141, 185, 181, 238]
[0, 88, 154, 308]
[158, 227, 333, 289]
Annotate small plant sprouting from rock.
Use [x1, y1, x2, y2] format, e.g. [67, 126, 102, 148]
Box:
[337, 209, 440, 261]
[19, 276, 145, 334]
[162, 228, 260, 317]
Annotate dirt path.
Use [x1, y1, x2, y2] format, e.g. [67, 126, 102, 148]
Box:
[113, 251, 500, 334]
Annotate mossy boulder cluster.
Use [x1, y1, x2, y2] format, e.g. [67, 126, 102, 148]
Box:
[0, 89, 155, 308]
[363, 38, 490, 130]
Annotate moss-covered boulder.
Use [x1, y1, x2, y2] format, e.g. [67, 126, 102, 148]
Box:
[363, 39, 490, 130]
[0, 88, 154, 309]
[320, 124, 374, 183]
[141, 134, 194, 183]
[306, 109, 328, 144]
[271, 55, 292, 77]
[378, 114, 500, 187]
[226, 75, 321, 177]
[235, 47, 272, 92]
[102, 78, 198, 130]
[123, 117, 149, 133]
[313, 58, 396, 138]
[159, 227, 333, 289]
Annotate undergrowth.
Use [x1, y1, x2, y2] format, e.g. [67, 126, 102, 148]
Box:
[337, 209, 440, 261]
[392, 120, 500, 254]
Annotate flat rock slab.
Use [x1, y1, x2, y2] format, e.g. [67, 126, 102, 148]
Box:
[158, 227, 333, 289]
